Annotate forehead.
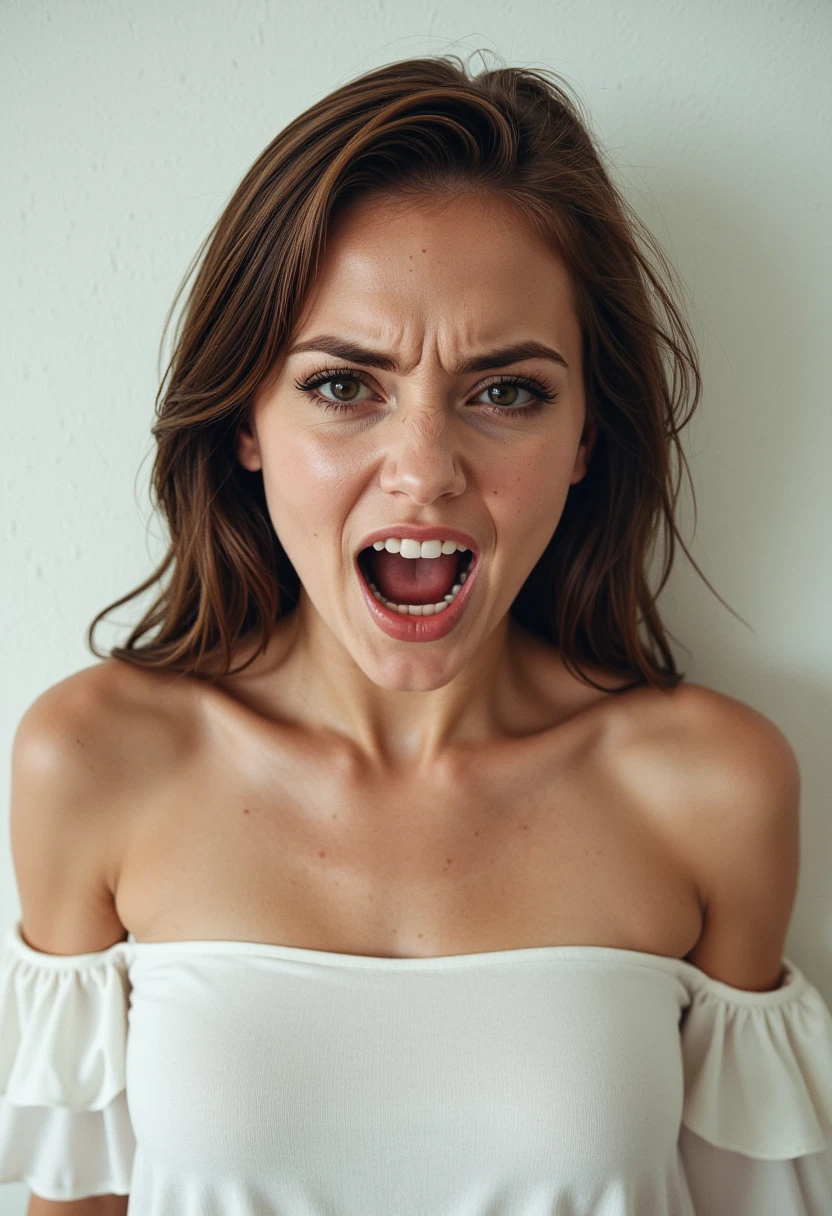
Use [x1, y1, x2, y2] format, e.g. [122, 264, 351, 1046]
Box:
[292, 190, 579, 351]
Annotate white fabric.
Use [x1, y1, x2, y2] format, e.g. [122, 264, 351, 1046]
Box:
[1, 916, 831, 1215]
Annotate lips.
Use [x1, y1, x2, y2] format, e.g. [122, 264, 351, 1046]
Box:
[350, 524, 481, 643]
[355, 545, 480, 643]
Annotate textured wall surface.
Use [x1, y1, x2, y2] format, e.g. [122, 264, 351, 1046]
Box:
[1, 1, 830, 1208]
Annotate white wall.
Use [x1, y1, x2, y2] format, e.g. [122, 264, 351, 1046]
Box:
[1, 1, 830, 1209]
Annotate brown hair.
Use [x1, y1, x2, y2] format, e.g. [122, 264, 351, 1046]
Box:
[88, 52, 740, 693]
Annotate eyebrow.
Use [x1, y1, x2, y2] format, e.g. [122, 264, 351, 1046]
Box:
[286, 335, 569, 373]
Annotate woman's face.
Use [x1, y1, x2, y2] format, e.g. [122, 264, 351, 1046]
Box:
[237, 190, 596, 691]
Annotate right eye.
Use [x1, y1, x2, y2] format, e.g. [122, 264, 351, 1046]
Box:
[293, 369, 378, 413]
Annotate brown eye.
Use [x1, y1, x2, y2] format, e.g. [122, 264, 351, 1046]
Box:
[487, 384, 525, 406]
[475, 381, 539, 410]
[293, 367, 379, 414]
[327, 377, 362, 401]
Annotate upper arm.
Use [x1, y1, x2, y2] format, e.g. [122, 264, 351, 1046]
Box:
[673, 686, 801, 990]
[10, 665, 130, 955]
[28, 1194, 130, 1215]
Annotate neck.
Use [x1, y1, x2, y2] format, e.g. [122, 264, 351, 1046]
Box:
[242, 592, 531, 772]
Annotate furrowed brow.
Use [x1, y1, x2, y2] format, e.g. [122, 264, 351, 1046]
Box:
[286, 336, 569, 373]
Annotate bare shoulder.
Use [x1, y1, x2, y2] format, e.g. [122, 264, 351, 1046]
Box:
[14, 658, 198, 796]
[606, 679, 800, 798]
[607, 680, 801, 987]
[11, 659, 199, 953]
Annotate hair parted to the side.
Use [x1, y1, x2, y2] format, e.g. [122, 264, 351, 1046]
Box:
[88, 51, 742, 694]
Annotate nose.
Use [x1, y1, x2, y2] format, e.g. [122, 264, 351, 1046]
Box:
[377, 401, 467, 506]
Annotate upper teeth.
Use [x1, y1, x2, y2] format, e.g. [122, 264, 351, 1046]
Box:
[370, 538, 470, 558]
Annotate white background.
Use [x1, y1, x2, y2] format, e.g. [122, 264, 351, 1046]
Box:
[1, 1, 830, 1209]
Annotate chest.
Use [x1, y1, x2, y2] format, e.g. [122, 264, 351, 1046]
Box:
[114, 717, 702, 960]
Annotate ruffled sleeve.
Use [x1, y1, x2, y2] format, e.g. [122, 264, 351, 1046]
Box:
[0, 917, 136, 1200]
[679, 955, 832, 1216]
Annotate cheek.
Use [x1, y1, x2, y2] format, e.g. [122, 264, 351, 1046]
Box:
[486, 445, 574, 538]
[259, 429, 360, 537]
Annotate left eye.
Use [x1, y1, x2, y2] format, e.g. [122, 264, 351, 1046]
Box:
[476, 383, 536, 408]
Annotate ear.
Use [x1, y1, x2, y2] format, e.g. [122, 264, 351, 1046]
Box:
[570, 415, 598, 485]
[235, 411, 262, 472]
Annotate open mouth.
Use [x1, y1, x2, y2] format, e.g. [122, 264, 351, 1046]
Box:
[356, 544, 476, 616]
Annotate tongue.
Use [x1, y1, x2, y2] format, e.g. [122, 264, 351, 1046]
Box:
[367, 550, 459, 604]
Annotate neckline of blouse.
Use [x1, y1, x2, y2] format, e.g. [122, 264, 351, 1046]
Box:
[5, 917, 804, 1005]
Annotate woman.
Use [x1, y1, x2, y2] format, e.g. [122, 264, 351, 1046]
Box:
[2, 54, 831, 1216]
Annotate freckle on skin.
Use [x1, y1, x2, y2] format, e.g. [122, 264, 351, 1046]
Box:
[242, 807, 250, 815]
[318, 850, 327, 858]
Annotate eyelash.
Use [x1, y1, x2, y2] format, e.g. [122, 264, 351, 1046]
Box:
[292, 366, 558, 419]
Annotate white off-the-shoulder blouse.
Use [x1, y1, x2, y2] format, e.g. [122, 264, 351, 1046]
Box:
[1, 916, 832, 1215]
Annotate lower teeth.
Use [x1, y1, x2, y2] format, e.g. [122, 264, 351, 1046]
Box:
[367, 568, 470, 616]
